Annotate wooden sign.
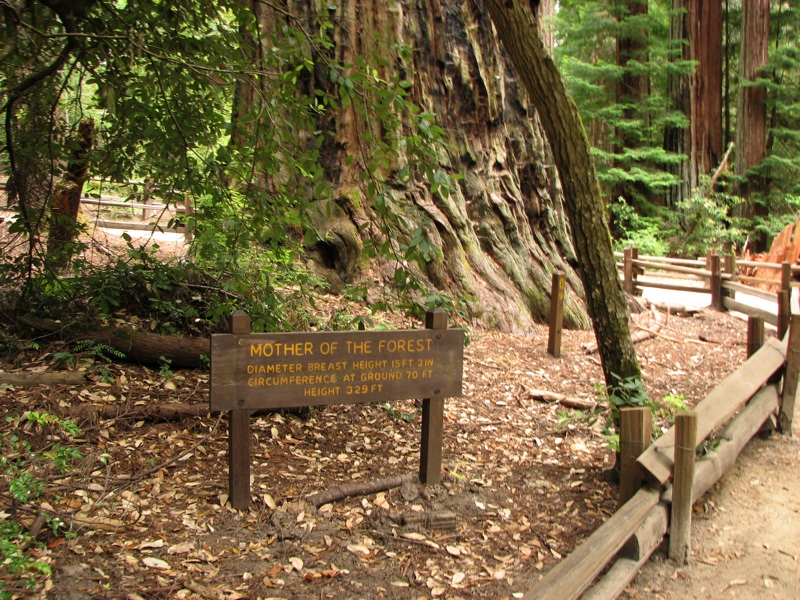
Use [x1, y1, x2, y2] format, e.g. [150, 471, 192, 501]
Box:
[210, 309, 465, 508]
[211, 329, 464, 411]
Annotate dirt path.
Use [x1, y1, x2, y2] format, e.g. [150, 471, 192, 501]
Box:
[624, 426, 800, 599]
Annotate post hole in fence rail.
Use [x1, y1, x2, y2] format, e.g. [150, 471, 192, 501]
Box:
[547, 272, 565, 358]
[669, 411, 697, 565]
[709, 254, 723, 310]
[211, 309, 464, 509]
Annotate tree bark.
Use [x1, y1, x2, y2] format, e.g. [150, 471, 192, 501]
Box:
[664, 0, 691, 207]
[734, 0, 770, 250]
[615, 0, 651, 210]
[257, 0, 593, 334]
[46, 118, 94, 269]
[665, 0, 723, 206]
[689, 0, 724, 187]
[483, 0, 641, 388]
[18, 316, 209, 368]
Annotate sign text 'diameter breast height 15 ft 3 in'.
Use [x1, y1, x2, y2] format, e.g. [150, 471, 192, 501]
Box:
[210, 328, 464, 411]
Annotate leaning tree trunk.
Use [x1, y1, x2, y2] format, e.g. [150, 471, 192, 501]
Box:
[484, 0, 641, 388]
[261, 0, 593, 334]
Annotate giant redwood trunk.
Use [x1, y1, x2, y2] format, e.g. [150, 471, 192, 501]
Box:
[248, 0, 591, 334]
[664, 0, 692, 207]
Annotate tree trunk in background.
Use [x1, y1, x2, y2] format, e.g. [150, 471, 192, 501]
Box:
[283, 0, 593, 333]
[46, 119, 94, 269]
[665, 0, 691, 207]
[536, 0, 557, 50]
[615, 0, 651, 209]
[735, 0, 770, 251]
[484, 0, 641, 388]
[665, 0, 723, 205]
[689, 0, 724, 187]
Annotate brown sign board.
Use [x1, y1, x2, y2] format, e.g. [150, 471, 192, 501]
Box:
[210, 329, 464, 411]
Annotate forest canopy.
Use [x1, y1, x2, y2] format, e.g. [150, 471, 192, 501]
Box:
[1, 0, 799, 338]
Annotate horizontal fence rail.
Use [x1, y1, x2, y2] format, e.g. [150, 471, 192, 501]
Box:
[525, 252, 800, 599]
[524, 314, 800, 600]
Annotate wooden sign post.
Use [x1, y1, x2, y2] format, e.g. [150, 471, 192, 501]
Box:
[210, 309, 464, 509]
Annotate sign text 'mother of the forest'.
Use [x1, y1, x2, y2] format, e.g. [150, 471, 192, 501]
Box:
[210, 329, 464, 411]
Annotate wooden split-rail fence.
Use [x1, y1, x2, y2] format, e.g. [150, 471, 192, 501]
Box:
[0, 176, 193, 239]
[528, 248, 798, 599]
[620, 248, 799, 332]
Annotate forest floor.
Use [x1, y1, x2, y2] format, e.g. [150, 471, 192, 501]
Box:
[4, 284, 791, 599]
[2, 218, 797, 599]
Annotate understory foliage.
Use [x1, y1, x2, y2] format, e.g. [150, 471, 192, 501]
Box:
[555, 0, 691, 212]
[0, 411, 83, 598]
[0, 0, 456, 335]
[556, 0, 800, 256]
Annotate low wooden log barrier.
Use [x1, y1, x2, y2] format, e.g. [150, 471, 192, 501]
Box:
[523, 315, 800, 600]
[522, 488, 661, 600]
[636, 336, 787, 486]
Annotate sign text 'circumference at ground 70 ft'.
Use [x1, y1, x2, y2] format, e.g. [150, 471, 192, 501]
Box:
[210, 329, 464, 411]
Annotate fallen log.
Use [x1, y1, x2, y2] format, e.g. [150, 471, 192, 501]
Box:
[390, 510, 458, 531]
[69, 402, 210, 422]
[305, 474, 416, 508]
[0, 370, 92, 386]
[85, 327, 209, 368]
[648, 302, 702, 317]
[584, 307, 664, 354]
[525, 388, 596, 411]
[18, 315, 209, 368]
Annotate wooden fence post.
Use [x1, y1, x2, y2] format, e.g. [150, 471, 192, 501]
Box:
[228, 310, 252, 510]
[777, 290, 790, 339]
[547, 272, 565, 358]
[781, 261, 792, 293]
[709, 254, 723, 310]
[780, 314, 800, 436]
[722, 254, 736, 277]
[669, 411, 697, 565]
[747, 316, 765, 358]
[618, 407, 652, 507]
[722, 255, 736, 300]
[623, 248, 638, 294]
[419, 308, 447, 485]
